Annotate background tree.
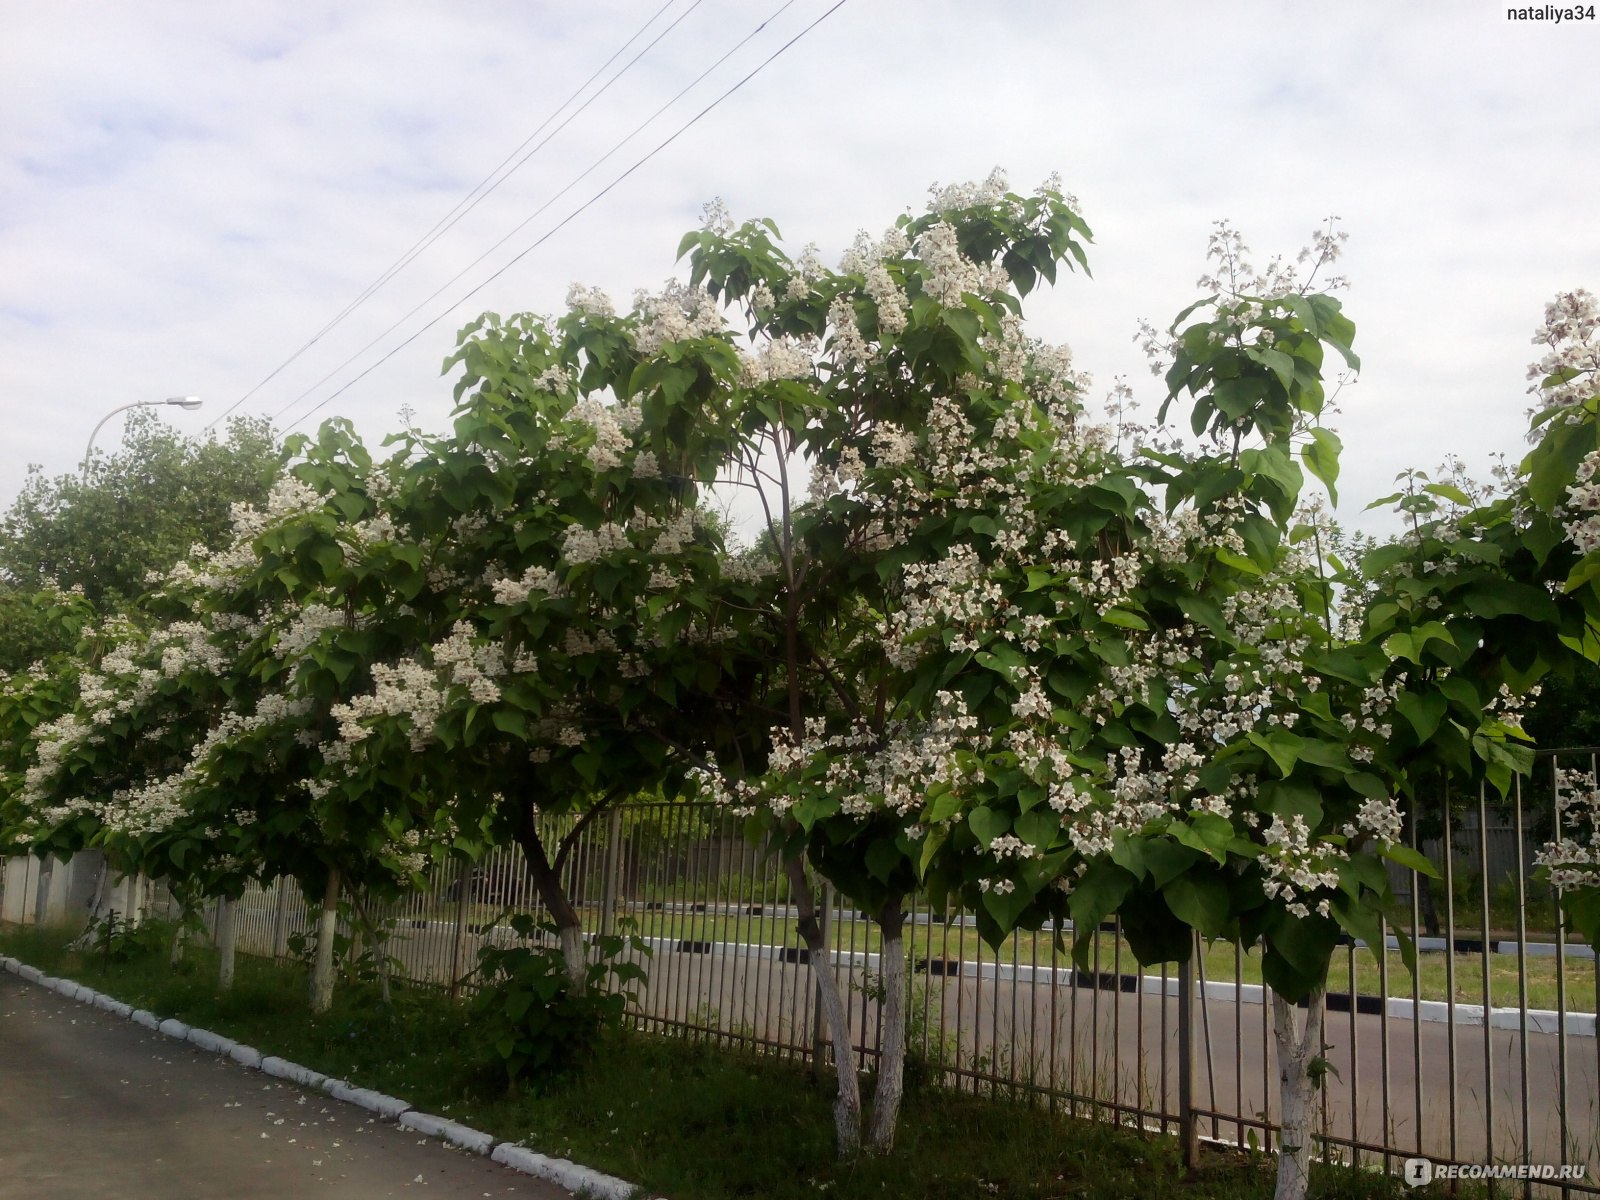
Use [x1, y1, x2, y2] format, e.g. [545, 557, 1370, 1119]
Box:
[0, 411, 278, 669]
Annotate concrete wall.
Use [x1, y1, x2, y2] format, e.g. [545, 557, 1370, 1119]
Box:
[0, 851, 106, 929]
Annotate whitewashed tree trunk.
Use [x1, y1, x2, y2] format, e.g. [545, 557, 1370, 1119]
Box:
[786, 856, 861, 1157]
[350, 894, 392, 1004]
[216, 897, 236, 991]
[558, 921, 587, 992]
[865, 898, 907, 1154]
[1271, 984, 1327, 1200]
[310, 871, 341, 1014]
[170, 920, 188, 966]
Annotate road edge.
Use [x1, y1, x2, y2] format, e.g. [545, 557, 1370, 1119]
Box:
[0, 952, 653, 1200]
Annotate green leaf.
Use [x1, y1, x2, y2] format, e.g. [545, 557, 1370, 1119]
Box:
[1067, 862, 1136, 965]
[1380, 843, 1441, 880]
[1100, 608, 1149, 631]
[1301, 427, 1341, 505]
[865, 838, 902, 884]
[1394, 691, 1446, 742]
[1248, 730, 1304, 778]
[968, 807, 1010, 848]
[1014, 809, 1058, 851]
[1163, 871, 1230, 939]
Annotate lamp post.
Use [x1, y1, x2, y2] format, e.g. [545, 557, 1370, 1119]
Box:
[82, 396, 202, 480]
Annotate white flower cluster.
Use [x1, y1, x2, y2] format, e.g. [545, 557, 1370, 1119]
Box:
[1258, 814, 1340, 919]
[740, 335, 817, 385]
[1535, 768, 1600, 892]
[330, 623, 506, 756]
[101, 691, 313, 839]
[566, 282, 615, 319]
[573, 395, 641, 472]
[916, 221, 1010, 307]
[632, 278, 725, 356]
[272, 604, 345, 660]
[491, 565, 563, 606]
[1560, 450, 1600, 555]
[561, 521, 630, 565]
[926, 167, 1013, 215]
[1526, 289, 1600, 417]
[696, 692, 979, 829]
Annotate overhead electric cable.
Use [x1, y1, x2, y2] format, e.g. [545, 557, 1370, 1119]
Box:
[274, 0, 831, 433]
[206, 0, 691, 432]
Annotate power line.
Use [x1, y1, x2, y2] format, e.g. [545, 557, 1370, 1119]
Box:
[207, 0, 691, 433]
[276, 0, 831, 433]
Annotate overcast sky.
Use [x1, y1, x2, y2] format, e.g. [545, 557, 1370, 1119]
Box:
[3, 1, 1597, 538]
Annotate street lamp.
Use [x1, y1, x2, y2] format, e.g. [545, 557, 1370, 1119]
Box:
[82, 396, 203, 480]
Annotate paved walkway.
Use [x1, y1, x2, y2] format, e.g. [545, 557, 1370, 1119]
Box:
[0, 971, 572, 1200]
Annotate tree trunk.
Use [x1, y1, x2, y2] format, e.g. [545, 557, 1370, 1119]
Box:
[1271, 983, 1328, 1200]
[310, 870, 341, 1014]
[350, 894, 392, 1004]
[787, 854, 862, 1158]
[1416, 873, 1441, 939]
[866, 895, 907, 1154]
[216, 897, 236, 991]
[511, 794, 587, 991]
[170, 919, 188, 966]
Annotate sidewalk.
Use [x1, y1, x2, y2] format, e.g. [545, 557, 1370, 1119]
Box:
[0, 971, 573, 1200]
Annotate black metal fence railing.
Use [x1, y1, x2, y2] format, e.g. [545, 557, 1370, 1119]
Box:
[220, 754, 1600, 1197]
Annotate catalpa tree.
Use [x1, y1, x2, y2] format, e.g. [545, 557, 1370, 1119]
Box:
[314, 299, 770, 991]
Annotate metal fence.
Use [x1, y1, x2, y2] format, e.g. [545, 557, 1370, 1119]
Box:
[225, 752, 1600, 1197]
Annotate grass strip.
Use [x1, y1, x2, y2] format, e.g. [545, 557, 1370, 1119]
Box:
[0, 922, 1476, 1200]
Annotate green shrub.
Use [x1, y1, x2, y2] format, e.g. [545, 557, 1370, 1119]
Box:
[84, 912, 173, 965]
[469, 913, 649, 1091]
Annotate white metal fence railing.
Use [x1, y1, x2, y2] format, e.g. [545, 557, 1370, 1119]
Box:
[219, 752, 1600, 1196]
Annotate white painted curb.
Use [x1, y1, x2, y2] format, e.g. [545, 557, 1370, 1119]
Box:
[129, 1008, 161, 1031]
[186, 1027, 235, 1055]
[491, 1143, 641, 1200]
[260, 1056, 329, 1089]
[227, 1043, 264, 1069]
[91, 992, 133, 1018]
[398, 1110, 496, 1155]
[324, 1080, 411, 1121]
[157, 1017, 191, 1040]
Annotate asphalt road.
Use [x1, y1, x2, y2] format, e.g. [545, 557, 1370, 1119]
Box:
[0, 972, 572, 1200]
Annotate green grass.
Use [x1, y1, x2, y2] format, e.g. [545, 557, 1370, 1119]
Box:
[1, 921, 1482, 1200]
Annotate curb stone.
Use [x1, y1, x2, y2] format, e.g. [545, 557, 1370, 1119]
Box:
[260, 1056, 329, 1089]
[91, 993, 133, 1018]
[491, 1144, 640, 1200]
[397, 1111, 496, 1155]
[186, 1027, 235, 1055]
[325, 1080, 411, 1121]
[6, 961, 655, 1199]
